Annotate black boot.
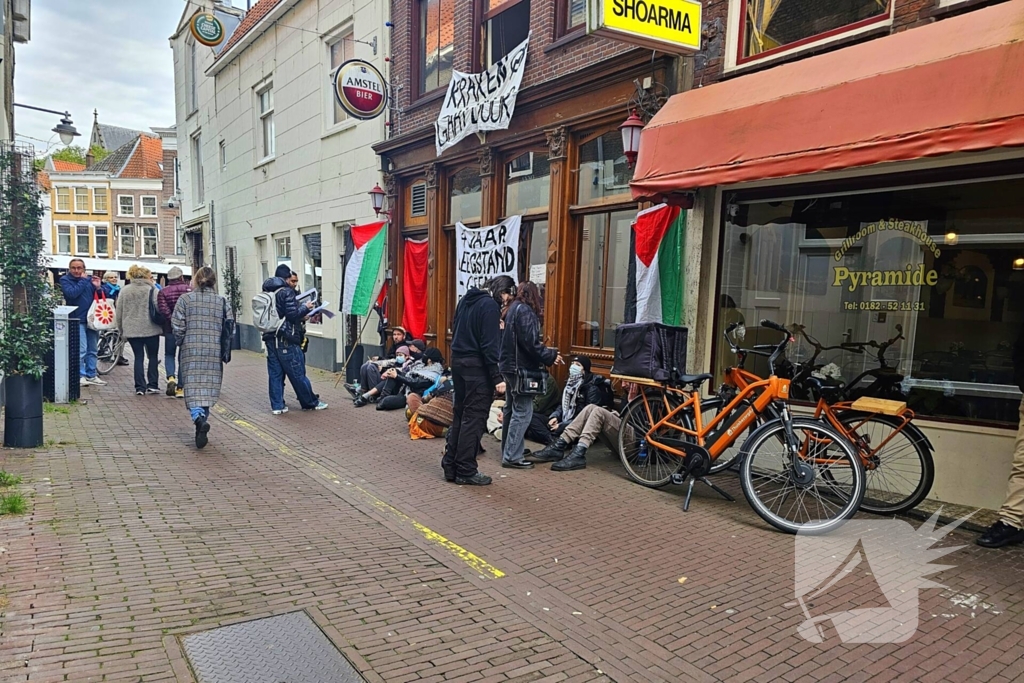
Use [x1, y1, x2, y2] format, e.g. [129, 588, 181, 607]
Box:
[527, 438, 569, 463]
[194, 415, 210, 449]
[551, 443, 587, 471]
[977, 521, 1024, 548]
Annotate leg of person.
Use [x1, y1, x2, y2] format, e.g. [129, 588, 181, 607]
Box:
[165, 333, 178, 396]
[442, 368, 467, 482]
[79, 322, 89, 381]
[191, 405, 210, 449]
[979, 398, 1024, 547]
[530, 404, 595, 463]
[294, 347, 321, 408]
[501, 388, 535, 469]
[84, 328, 100, 381]
[597, 409, 622, 450]
[500, 383, 512, 460]
[145, 336, 161, 392]
[266, 341, 287, 413]
[453, 367, 493, 485]
[128, 338, 147, 394]
[553, 405, 610, 471]
[526, 411, 555, 446]
[360, 364, 382, 392]
[278, 342, 322, 410]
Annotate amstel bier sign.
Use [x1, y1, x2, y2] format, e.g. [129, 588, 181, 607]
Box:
[587, 0, 702, 54]
[334, 60, 388, 121]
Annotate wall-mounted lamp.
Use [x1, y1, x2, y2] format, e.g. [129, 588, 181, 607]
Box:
[944, 232, 959, 246]
[1013, 257, 1024, 271]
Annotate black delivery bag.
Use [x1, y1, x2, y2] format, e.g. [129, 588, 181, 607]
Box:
[612, 323, 688, 383]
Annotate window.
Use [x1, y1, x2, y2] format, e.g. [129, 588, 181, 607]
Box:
[219, 140, 227, 170]
[739, 0, 890, 63]
[485, 0, 530, 67]
[142, 226, 158, 256]
[74, 187, 90, 213]
[258, 86, 275, 160]
[93, 188, 107, 213]
[557, 0, 586, 36]
[192, 132, 204, 205]
[175, 217, 185, 256]
[716, 175, 1024, 427]
[505, 151, 550, 216]
[118, 195, 134, 216]
[119, 225, 135, 256]
[276, 235, 291, 271]
[576, 210, 634, 348]
[417, 0, 455, 95]
[95, 226, 109, 257]
[302, 232, 323, 323]
[75, 226, 90, 255]
[57, 225, 71, 254]
[328, 32, 354, 125]
[449, 167, 482, 224]
[141, 196, 157, 217]
[55, 187, 70, 213]
[257, 237, 269, 281]
[188, 39, 198, 113]
[523, 219, 549, 297]
[577, 131, 632, 204]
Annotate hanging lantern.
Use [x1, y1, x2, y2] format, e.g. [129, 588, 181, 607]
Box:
[620, 110, 645, 168]
[368, 183, 386, 216]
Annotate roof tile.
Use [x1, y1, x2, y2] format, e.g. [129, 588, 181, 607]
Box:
[51, 160, 86, 172]
[217, 0, 286, 59]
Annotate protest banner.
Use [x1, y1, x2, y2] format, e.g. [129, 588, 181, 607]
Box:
[435, 35, 530, 156]
[456, 216, 521, 299]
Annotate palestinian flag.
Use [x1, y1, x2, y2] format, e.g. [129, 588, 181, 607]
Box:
[633, 204, 684, 326]
[342, 221, 386, 315]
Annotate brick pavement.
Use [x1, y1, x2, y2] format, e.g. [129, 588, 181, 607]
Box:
[2, 349, 1024, 682]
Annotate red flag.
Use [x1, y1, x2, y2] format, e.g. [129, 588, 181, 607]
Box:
[402, 238, 429, 340]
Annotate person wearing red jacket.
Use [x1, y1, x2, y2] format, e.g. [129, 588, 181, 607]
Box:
[158, 267, 191, 398]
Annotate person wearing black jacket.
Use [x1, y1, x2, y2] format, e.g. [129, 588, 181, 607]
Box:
[544, 355, 612, 438]
[263, 265, 327, 414]
[498, 281, 563, 469]
[978, 323, 1024, 548]
[441, 277, 513, 485]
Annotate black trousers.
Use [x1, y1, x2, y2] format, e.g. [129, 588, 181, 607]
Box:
[442, 359, 495, 479]
[128, 336, 160, 392]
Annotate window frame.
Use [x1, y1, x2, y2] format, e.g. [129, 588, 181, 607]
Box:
[95, 225, 109, 257]
[414, 0, 457, 99]
[117, 195, 135, 217]
[554, 0, 586, 38]
[92, 188, 107, 214]
[140, 195, 158, 217]
[192, 131, 205, 206]
[257, 83, 276, 163]
[219, 140, 227, 171]
[55, 187, 71, 213]
[175, 217, 185, 256]
[56, 225, 71, 255]
[141, 226, 159, 257]
[483, 0, 531, 68]
[118, 225, 136, 257]
[726, 0, 894, 71]
[301, 229, 324, 327]
[74, 225, 91, 256]
[187, 38, 199, 115]
[74, 187, 90, 213]
[325, 28, 355, 132]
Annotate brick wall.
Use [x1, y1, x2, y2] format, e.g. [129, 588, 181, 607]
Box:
[159, 147, 180, 259]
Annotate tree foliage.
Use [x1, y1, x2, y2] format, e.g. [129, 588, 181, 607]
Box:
[39, 144, 110, 169]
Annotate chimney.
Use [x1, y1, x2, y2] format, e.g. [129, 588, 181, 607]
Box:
[86, 151, 95, 167]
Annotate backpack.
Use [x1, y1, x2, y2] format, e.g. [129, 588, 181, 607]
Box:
[252, 289, 284, 335]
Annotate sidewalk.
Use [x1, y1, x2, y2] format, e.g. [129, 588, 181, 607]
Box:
[2, 350, 1024, 682]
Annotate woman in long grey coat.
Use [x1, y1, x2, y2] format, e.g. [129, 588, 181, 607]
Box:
[171, 266, 228, 449]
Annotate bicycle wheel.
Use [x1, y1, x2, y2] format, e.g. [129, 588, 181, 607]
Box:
[96, 335, 122, 375]
[739, 417, 864, 534]
[618, 391, 683, 488]
[835, 412, 934, 515]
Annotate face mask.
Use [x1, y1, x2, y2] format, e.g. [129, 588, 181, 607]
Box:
[395, 354, 406, 364]
[569, 364, 583, 377]
[410, 351, 423, 360]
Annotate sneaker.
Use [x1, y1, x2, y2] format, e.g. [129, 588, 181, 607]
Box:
[501, 461, 534, 470]
[146, 387, 161, 395]
[977, 520, 1024, 548]
[455, 472, 492, 486]
[175, 388, 184, 398]
[136, 391, 144, 396]
[313, 401, 328, 411]
[353, 396, 369, 408]
[80, 377, 92, 387]
[90, 377, 107, 386]
[166, 376, 177, 397]
[343, 383, 360, 398]
[117, 358, 130, 366]
[271, 407, 289, 415]
[194, 415, 211, 449]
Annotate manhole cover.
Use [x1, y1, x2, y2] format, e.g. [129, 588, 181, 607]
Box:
[182, 611, 367, 683]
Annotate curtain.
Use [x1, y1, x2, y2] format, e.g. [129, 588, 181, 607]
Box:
[402, 238, 429, 340]
[746, 0, 784, 56]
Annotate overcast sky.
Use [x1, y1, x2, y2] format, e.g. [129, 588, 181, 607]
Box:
[14, 1, 243, 156]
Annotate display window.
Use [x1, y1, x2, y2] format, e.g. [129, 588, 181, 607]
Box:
[716, 176, 1024, 426]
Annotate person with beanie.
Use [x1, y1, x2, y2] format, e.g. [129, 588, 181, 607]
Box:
[545, 355, 613, 437]
[262, 264, 328, 414]
[528, 404, 625, 472]
[158, 266, 191, 398]
[353, 345, 410, 406]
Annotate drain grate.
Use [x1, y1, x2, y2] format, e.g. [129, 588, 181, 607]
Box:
[182, 611, 367, 683]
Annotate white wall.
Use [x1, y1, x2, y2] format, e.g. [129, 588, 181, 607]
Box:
[173, 0, 388, 366]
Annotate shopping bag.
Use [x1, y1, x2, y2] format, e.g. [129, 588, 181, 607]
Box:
[87, 292, 115, 331]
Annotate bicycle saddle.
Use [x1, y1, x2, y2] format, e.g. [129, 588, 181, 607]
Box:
[677, 373, 714, 387]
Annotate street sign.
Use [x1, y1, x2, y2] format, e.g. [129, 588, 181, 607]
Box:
[334, 60, 388, 120]
[587, 0, 702, 54]
[190, 12, 226, 48]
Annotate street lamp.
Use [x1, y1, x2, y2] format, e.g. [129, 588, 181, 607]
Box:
[368, 182, 387, 217]
[13, 104, 81, 146]
[620, 110, 644, 169]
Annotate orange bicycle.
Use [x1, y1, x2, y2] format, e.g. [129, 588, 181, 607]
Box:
[616, 320, 865, 534]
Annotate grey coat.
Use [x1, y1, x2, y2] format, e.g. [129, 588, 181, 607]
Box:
[115, 279, 163, 339]
[172, 287, 228, 410]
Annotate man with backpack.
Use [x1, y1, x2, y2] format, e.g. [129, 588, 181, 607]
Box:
[254, 264, 328, 414]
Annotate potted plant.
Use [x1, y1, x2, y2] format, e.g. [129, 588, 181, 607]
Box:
[0, 147, 56, 448]
[222, 256, 242, 350]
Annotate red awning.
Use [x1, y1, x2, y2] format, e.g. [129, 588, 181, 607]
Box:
[630, 0, 1024, 198]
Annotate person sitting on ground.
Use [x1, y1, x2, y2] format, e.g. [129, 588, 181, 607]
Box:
[547, 355, 613, 437]
[352, 345, 410, 406]
[346, 326, 411, 397]
[371, 347, 446, 411]
[527, 404, 627, 472]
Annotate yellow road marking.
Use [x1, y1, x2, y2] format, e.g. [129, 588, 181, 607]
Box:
[214, 406, 505, 579]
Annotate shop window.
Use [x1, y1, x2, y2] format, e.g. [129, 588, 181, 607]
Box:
[505, 151, 550, 216]
[449, 167, 482, 224]
[485, 0, 530, 67]
[417, 0, 455, 96]
[577, 131, 632, 205]
[576, 210, 634, 348]
[302, 231, 323, 324]
[716, 176, 1024, 427]
[520, 219, 549, 300]
[95, 226, 109, 257]
[739, 0, 890, 63]
[57, 225, 71, 254]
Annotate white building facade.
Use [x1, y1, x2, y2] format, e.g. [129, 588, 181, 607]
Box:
[171, 0, 389, 371]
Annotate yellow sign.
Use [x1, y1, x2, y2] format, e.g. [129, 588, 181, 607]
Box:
[588, 0, 702, 54]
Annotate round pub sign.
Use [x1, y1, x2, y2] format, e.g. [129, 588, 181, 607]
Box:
[334, 60, 388, 120]
[190, 12, 225, 47]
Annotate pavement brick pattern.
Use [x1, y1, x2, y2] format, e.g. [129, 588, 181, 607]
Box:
[2, 350, 1024, 682]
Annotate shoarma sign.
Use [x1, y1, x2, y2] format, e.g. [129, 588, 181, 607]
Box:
[587, 0, 702, 53]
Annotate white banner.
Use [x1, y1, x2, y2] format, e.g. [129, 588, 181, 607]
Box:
[456, 216, 521, 299]
[435, 34, 530, 156]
